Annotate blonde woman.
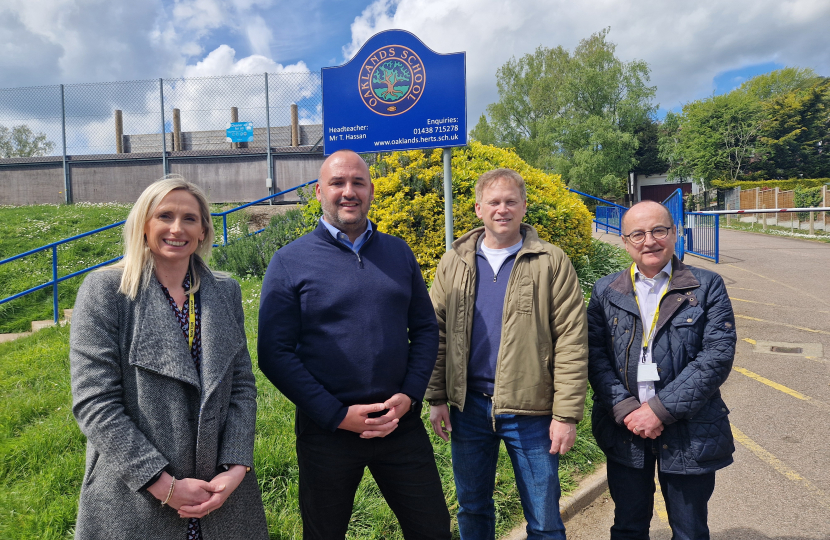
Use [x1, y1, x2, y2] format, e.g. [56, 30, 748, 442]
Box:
[70, 177, 268, 539]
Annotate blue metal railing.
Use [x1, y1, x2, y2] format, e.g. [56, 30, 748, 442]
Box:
[684, 212, 719, 263]
[0, 180, 319, 325]
[662, 188, 685, 261]
[567, 188, 628, 233]
[0, 222, 126, 325]
[211, 179, 318, 246]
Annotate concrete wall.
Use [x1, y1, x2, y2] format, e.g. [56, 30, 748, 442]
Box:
[0, 163, 65, 205]
[273, 154, 325, 202]
[72, 160, 166, 204]
[0, 151, 325, 205]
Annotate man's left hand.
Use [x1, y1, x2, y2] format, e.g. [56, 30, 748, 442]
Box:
[549, 419, 576, 455]
[624, 402, 664, 439]
[360, 393, 412, 438]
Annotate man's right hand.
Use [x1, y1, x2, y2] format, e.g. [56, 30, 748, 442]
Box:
[338, 403, 399, 438]
[429, 404, 452, 442]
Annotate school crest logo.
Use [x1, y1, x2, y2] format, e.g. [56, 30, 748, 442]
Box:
[359, 45, 425, 116]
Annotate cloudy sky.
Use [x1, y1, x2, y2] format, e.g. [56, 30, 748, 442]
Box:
[1, 0, 828, 127]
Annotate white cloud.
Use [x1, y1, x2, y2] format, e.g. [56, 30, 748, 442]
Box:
[344, 0, 830, 122]
[245, 15, 273, 57]
[182, 44, 312, 77]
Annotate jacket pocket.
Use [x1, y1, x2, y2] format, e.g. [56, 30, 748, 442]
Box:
[672, 306, 704, 328]
[684, 400, 734, 464]
[83, 450, 100, 486]
[516, 274, 533, 314]
[672, 306, 705, 361]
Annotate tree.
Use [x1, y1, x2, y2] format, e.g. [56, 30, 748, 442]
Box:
[660, 67, 828, 184]
[739, 67, 818, 101]
[753, 77, 830, 179]
[372, 61, 410, 100]
[659, 91, 761, 185]
[632, 118, 669, 176]
[471, 28, 657, 197]
[0, 124, 55, 158]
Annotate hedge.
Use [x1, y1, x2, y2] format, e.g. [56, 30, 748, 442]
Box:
[711, 178, 830, 190]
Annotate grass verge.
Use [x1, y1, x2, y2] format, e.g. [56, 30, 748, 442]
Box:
[0, 203, 250, 333]
[720, 216, 830, 243]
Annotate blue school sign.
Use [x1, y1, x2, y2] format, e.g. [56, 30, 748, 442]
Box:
[322, 30, 466, 155]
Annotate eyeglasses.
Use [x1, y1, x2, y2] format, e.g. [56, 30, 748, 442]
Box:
[623, 226, 672, 244]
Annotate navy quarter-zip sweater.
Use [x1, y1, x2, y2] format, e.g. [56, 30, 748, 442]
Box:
[258, 221, 439, 432]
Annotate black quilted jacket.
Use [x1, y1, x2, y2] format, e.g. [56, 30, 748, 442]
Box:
[587, 257, 736, 474]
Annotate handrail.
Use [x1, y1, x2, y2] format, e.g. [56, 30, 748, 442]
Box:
[211, 179, 318, 246]
[1, 179, 318, 326]
[567, 188, 629, 210]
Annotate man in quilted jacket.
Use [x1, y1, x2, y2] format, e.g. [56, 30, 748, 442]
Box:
[588, 200, 736, 540]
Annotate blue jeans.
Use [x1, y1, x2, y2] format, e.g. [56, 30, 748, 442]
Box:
[450, 392, 566, 540]
[606, 441, 716, 540]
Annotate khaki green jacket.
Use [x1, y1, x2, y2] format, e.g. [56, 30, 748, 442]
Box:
[425, 224, 589, 422]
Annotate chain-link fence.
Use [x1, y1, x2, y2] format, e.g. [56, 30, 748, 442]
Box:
[0, 72, 323, 160]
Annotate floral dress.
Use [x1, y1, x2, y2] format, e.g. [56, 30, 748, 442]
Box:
[159, 273, 203, 540]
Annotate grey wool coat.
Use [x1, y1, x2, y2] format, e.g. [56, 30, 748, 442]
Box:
[70, 262, 268, 540]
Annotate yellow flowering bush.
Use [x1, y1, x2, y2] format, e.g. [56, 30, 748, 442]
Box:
[303, 141, 594, 283]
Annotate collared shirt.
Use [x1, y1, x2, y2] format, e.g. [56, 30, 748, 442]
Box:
[633, 260, 673, 403]
[319, 217, 373, 253]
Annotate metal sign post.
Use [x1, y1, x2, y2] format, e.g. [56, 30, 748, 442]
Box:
[443, 148, 453, 250]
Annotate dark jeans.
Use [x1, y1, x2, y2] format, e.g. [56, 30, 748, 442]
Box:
[450, 392, 566, 540]
[606, 441, 716, 540]
[295, 407, 451, 540]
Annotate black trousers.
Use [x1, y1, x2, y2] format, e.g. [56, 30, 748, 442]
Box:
[606, 441, 716, 540]
[295, 407, 451, 540]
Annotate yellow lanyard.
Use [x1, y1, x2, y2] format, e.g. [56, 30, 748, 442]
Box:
[187, 292, 195, 350]
[629, 264, 671, 359]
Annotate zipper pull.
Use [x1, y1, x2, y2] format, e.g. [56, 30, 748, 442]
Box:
[493, 275, 497, 282]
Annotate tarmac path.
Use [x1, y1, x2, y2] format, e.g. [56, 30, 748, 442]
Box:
[568, 229, 830, 540]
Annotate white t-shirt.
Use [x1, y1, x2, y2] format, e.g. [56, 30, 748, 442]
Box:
[479, 239, 523, 276]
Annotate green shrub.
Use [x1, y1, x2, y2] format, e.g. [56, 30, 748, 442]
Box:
[211, 209, 306, 277]
[794, 185, 823, 220]
[573, 239, 632, 300]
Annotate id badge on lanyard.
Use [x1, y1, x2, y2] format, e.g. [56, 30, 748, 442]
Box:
[187, 293, 195, 350]
[630, 264, 668, 383]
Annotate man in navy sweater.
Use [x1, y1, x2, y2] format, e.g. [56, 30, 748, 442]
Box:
[258, 150, 450, 539]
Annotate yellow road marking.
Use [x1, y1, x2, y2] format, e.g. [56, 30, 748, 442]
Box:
[733, 367, 810, 400]
[733, 297, 778, 307]
[732, 297, 830, 314]
[735, 314, 830, 336]
[733, 367, 829, 410]
[742, 338, 757, 345]
[731, 424, 830, 510]
[653, 481, 669, 523]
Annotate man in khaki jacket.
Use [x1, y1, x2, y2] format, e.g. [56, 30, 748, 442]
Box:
[427, 168, 589, 540]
